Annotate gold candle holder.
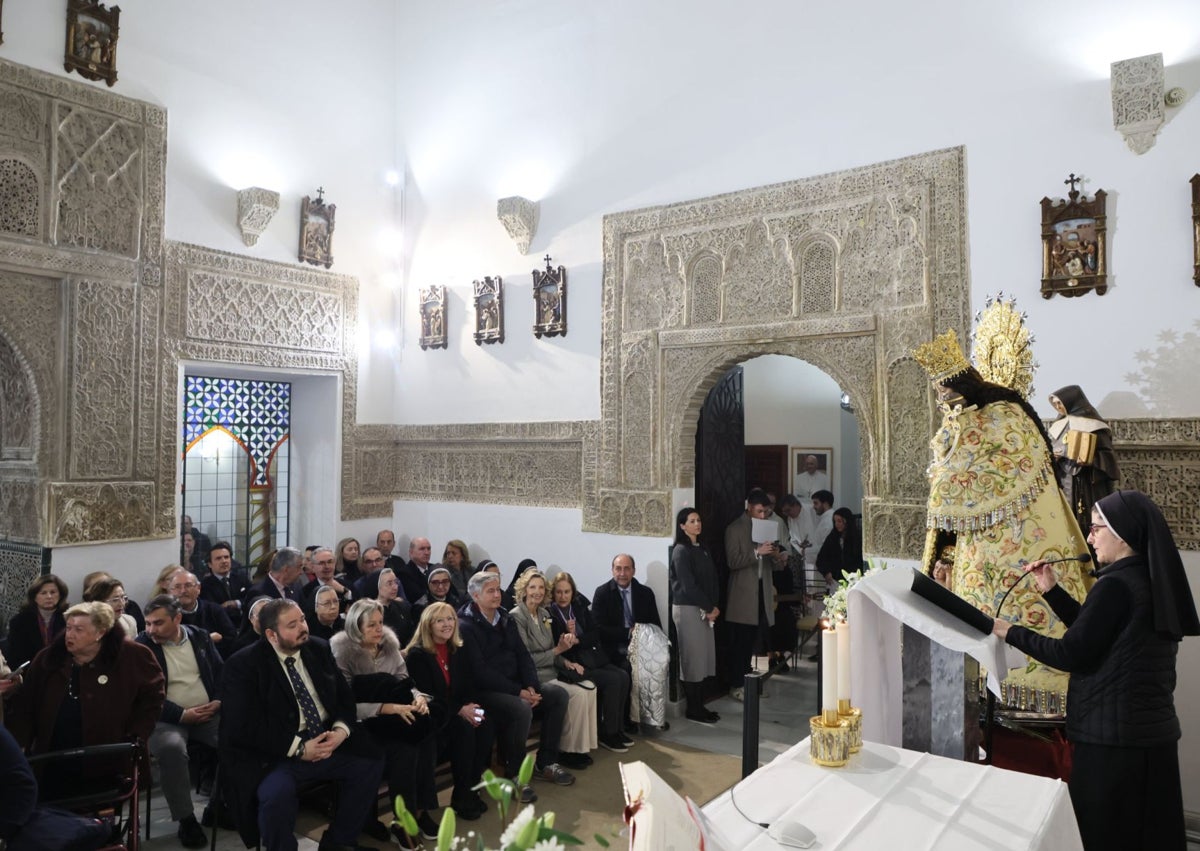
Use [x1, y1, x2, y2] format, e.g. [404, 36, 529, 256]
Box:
[838, 700, 862, 753]
[809, 714, 850, 767]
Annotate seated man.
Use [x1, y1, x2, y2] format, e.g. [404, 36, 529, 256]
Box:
[135, 595, 223, 848]
[301, 547, 352, 612]
[170, 570, 237, 657]
[457, 571, 574, 803]
[219, 599, 384, 851]
[200, 540, 249, 625]
[591, 554, 668, 729]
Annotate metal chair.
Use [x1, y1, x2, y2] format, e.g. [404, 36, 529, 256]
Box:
[26, 740, 143, 851]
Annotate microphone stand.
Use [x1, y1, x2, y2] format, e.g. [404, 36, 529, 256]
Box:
[995, 554, 1091, 619]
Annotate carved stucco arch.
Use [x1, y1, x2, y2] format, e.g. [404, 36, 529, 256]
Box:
[592, 146, 971, 554]
[0, 325, 46, 543]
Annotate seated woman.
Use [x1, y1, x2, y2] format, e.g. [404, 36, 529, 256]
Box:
[151, 563, 184, 600]
[331, 599, 439, 844]
[815, 507, 862, 585]
[549, 571, 632, 752]
[412, 567, 460, 620]
[405, 602, 493, 821]
[510, 570, 598, 770]
[306, 585, 346, 640]
[82, 578, 138, 640]
[6, 575, 70, 668]
[374, 568, 417, 646]
[334, 537, 362, 585]
[84, 571, 145, 633]
[441, 540, 474, 599]
[6, 602, 164, 797]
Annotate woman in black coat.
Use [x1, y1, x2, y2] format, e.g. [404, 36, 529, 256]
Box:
[815, 507, 862, 585]
[5, 575, 69, 668]
[405, 602, 493, 821]
[994, 490, 1199, 851]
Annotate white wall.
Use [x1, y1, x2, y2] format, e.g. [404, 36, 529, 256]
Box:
[395, 0, 1200, 425]
[4, 0, 403, 423]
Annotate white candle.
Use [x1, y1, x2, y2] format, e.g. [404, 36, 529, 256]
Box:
[836, 620, 851, 703]
[821, 627, 838, 712]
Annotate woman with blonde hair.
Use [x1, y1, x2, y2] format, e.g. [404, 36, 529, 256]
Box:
[334, 536, 362, 585]
[406, 602, 492, 820]
[511, 569, 598, 770]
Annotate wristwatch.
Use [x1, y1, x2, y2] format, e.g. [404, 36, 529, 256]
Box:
[296, 740, 306, 760]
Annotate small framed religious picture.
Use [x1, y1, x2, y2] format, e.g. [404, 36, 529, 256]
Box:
[1040, 173, 1108, 299]
[790, 448, 833, 501]
[298, 189, 335, 268]
[1190, 174, 1200, 287]
[64, 0, 120, 87]
[532, 255, 567, 339]
[419, 286, 447, 351]
[473, 276, 504, 345]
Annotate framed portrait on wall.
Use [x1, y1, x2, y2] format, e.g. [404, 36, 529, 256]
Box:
[790, 448, 833, 500]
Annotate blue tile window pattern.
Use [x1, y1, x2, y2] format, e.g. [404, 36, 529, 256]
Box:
[184, 377, 291, 486]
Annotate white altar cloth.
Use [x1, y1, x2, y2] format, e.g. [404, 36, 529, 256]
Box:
[847, 565, 1026, 745]
[701, 738, 1082, 851]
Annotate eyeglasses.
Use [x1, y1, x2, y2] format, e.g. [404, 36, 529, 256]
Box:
[107, 595, 129, 604]
[1088, 523, 1107, 534]
[316, 600, 340, 609]
[429, 579, 451, 586]
[172, 582, 199, 590]
[364, 557, 385, 565]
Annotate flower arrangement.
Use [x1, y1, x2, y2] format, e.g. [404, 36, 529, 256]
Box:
[391, 754, 588, 850]
[822, 559, 889, 622]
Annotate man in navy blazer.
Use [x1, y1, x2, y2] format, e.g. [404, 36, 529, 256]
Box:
[219, 599, 383, 851]
[591, 553, 662, 663]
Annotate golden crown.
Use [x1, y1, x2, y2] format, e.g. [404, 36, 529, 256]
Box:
[912, 329, 971, 382]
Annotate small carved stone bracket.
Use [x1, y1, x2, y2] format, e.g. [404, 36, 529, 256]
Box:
[1111, 53, 1167, 155]
[532, 255, 566, 338]
[497, 195, 539, 254]
[1040, 175, 1108, 299]
[299, 188, 335, 268]
[473, 276, 504, 345]
[237, 186, 279, 247]
[419, 285, 447, 350]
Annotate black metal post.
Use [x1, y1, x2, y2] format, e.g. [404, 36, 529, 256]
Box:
[741, 670, 764, 779]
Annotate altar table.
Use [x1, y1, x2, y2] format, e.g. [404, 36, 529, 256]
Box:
[701, 738, 1082, 850]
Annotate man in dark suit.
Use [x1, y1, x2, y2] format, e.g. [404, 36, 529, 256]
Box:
[301, 547, 353, 612]
[397, 537, 435, 604]
[200, 541, 249, 625]
[591, 554, 663, 731]
[244, 547, 305, 605]
[169, 570, 238, 658]
[592, 554, 662, 663]
[219, 599, 384, 851]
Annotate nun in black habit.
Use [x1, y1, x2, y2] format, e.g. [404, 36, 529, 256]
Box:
[1048, 384, 1120, 532]
[993, 489, 1199, 851]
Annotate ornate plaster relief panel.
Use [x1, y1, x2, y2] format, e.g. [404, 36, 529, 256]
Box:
[345, 421, 590, 522]
[596, 148, 971, 548]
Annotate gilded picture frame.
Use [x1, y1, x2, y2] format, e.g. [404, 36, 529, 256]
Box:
[64, 0, 120, 87]
[1191, 174, 1200, 287]
[299, 190, 335, 269]
[790, 448, 833, 500]
[1040, 174, 1108, 299]
[419, 286, 447, 351]
[532, 255, 567, 339]
[473, 276, 504, 345]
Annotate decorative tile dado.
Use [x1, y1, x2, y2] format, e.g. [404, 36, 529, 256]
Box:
[597, 147, 971, 546]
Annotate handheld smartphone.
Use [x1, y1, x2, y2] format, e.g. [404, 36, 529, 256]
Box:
[5, 660, 31, 679]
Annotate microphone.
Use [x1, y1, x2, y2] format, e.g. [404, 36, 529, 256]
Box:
[996, 554, 1091, 618]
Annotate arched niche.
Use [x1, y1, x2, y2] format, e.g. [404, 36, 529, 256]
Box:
[0, 329, 44, 543]
[588, 146, 970, 558]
